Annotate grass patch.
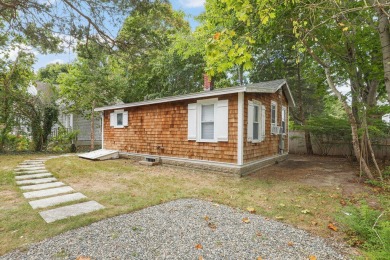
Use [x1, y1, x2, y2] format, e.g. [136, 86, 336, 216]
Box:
[0, 154, 388, 257]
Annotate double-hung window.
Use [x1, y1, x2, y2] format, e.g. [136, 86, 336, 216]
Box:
[187, 98, 229, 142]
[281, 106, 287, 134]
[271, 101, 277, 134]
[248, 100, 265, 142]
[201, 104, 215, 140]
[253, 104, 260, 141]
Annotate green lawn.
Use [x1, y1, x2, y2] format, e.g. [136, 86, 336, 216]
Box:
[0, 154, 387, 256]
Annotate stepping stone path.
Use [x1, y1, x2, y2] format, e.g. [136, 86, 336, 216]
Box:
[14, 156, 104, 223]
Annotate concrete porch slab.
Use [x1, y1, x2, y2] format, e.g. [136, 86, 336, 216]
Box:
[39, 201, 105, 223]
[23, 186, 74, 199]
[20, 182, 65, 191]
[15, 173, 53, 180]
[16, 177, 57, 185]
[29, 193, 87, 209]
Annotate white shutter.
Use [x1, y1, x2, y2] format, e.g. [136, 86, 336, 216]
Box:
[123, 111, 128, 126]
[110, 112, 115, 127]
[261, 105, 266, 141]
[216, 100, 229, 141]
[188, 103, 197, 140]
[247, 101, 253, 142]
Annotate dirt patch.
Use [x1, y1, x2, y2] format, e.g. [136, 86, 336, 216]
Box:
[249, 154, 371, 198]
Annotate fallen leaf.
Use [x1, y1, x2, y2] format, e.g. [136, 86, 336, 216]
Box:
[247, 207, 256, 213]
[204, 216, 209, 221]
[76, 257, 91, 260]
[288, 241, 294, 246]
[275, 216, 284, 220]
[214, 32, 221, 40]
[311, 221, 318, 226]
[328, 223, 338, 232]
[242, 217, 250, 223]
[195, 244, 203, 250]
[301, 209, 310, 214]
[256, 231, 262, 237]
[340, 200, 346, 206]
[279, 203, 285, 207]
[208, 222, 217, 230]
[309, 255, 317, 260]
[256, 257, 263, 260]
[199, 256, 204, 260]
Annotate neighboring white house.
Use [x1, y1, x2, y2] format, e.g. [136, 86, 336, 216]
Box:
[53, 111, 102, 146]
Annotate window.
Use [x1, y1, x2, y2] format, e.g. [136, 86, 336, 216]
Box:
[271, 101, 278, 134]
[201, 104, 215, 140]
[247, 100, 265, 143]
[281, 106, 287, 134]
[187, 99, 229, 142]
[117, 113, 123, 126]
[110, 109, 128, 128]
[253, 104, 260, 141]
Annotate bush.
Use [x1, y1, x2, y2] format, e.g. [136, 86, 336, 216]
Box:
[0, 134, 31, 152]
[47, 127, 79, 152]
[340, 202, 390, 259]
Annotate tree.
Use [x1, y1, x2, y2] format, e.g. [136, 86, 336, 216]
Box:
[58, 38, 125, 150]
[197, 0, 390, 179]
[0, 51, 35, 151]
[37, 63, 69, 84]
[116, 1, 203, 102]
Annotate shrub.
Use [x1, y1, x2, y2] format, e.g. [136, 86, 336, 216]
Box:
[47, 127, 79, 152]
[340, 202, 390, 259]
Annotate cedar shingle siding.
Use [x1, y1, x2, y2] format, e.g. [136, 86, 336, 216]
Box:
[104, 94, 238, 163]
[103, 91, 289, 165]
[243, 91, 289, 163]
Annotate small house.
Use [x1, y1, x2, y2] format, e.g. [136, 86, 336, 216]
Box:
[95, 79, 295, 175]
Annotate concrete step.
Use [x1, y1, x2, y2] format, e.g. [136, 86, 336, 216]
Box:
[39, 201, 105, 223]
[20, 182, 65, 191]
[15, 173, 53, 180]
[23, 186, 74, 199]
[14, 170, 50, 175]
[16, 177, 57, 185]
[29, 193, 87, 209]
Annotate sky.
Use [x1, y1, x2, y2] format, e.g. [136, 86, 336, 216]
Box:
[33, 0, 206, 71]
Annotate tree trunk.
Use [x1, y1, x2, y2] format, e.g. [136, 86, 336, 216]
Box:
[90, 101, 95, 151]
[372, 0, 390, 102]
[324, 67, 375, 179]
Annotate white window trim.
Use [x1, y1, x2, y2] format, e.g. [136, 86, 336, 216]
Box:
[197, 98, 218, 143]
[271, 100, 278, 135]
[281, 106, 287, 135]
[111, 109, 128, 128]
[252, 101, 262, 143]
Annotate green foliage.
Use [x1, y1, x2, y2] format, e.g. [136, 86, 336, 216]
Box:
[47, 127, 79, 153]
[303, 115, 351, 155]
[116, 1, 204, 102]
[340, 202, 390, 259]
[0, 134, 30, 152]
[37, 63, 69, 84]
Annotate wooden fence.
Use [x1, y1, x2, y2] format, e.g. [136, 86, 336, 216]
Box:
[289, 130, 390, 159]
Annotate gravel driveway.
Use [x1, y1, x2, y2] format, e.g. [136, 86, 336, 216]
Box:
[1, 199, 349, 259]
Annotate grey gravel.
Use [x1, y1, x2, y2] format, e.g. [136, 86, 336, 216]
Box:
[0, 199, 350, 260]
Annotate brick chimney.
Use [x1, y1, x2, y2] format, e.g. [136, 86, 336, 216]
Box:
[203, 74, 213, 91]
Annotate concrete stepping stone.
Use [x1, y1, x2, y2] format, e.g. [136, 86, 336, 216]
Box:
[15, 173, 53, 180]
[16, 177, 57, 185]
[15, 166, 46, 171]
[19, 161, 45, 165]
[20, 182, 65, 191]
[29, 193, 87, 209]
[39, 201, 105, 223]
[14, 170, 50, 175]
[23, 186, 74, 199]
